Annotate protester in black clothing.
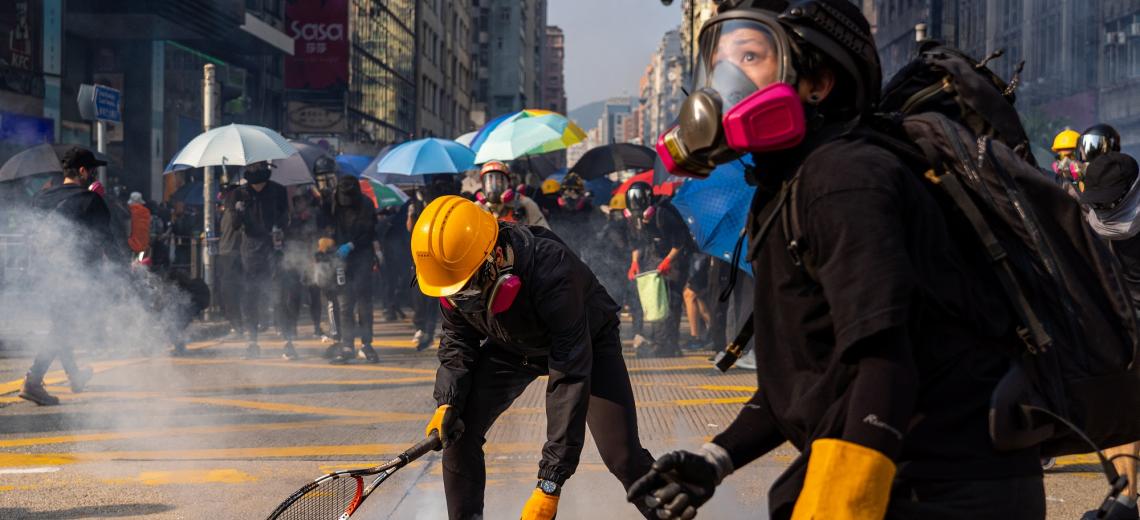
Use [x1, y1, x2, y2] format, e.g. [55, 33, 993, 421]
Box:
[18, 147, 107, 406]
[1079, 152, 1140, 520]
[413, 196, 655, 520]
[233, 161, 289, 359]
[548, 173, 596, 254]
[376, 204, 410, 321]
[330, 176, 378, 364]
[217, 184, 244, 337]
[624, 182, 693, 357]
[630, 2, 1044, 519]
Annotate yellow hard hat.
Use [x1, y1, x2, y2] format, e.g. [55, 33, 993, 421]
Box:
[1052, 129, 1080, 152]
[542, 179, 561, 195]
[411, 195, 499, 297]
[609, 192, 626, 210]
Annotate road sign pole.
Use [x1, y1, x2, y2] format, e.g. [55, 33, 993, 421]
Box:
[202, 64, 219, 302]
[95, 120, 107, 185]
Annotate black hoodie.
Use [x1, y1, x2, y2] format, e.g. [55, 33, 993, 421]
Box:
[332, 177, 376, 266]
[34, 183, 114, 261]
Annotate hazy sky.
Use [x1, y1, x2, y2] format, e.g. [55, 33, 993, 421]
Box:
[548, 0, 682, 110]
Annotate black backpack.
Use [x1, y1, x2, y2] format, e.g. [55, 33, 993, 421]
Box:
[774, 42, 1140, 462]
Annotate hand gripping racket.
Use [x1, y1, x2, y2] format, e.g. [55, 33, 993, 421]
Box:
[266, 435, 441, 520]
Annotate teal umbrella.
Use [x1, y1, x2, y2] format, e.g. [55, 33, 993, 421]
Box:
[474, 111, 587, 164]
[362, 179, 410, 209]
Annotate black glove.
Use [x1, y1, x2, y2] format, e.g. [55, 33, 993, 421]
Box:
[627, 450, 724, 520]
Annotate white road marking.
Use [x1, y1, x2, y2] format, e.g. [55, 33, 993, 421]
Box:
[0, 467, 60, 474]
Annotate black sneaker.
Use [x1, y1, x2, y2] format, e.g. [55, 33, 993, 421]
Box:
[69, 367, 94, 394]
[1082, 499, 1139, 520]
[330, 347, 354, 365]
[19, 379, 59, 406]
[243, 343, 260, 359]
[321, 345, 338, 359]
[361, 345, 379, 363]
[282, 342, 299, 361]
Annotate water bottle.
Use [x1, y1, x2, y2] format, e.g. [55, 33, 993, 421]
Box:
[336, 261, 346, 287]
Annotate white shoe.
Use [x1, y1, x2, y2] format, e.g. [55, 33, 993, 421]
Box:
[320, 335, 336, 345]
[413, 330, 425, 343]
[735, 348, 757, 371]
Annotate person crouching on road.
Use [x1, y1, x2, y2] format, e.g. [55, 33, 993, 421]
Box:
[412, 195, 656, 520]
[329, 176, 378, 364]
[475, 161, 549, 228]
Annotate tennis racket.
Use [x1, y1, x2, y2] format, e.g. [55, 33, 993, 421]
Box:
[266, 435, 441, 520]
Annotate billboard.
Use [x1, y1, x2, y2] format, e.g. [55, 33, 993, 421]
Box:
[285, 0, 349, 91]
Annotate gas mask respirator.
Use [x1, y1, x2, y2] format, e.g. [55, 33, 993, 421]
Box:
[442, 244, 522, 317]
[657, 13, 807, 178]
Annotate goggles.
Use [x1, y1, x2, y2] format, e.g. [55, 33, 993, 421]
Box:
[694, 13, 798, 112]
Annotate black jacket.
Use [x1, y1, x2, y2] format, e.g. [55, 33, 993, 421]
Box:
[235, 181, 288, 268]
[434, 223, 621, 484]
[1109, 236, 1140, 309]
[34, 184, 115, 261]
[333, 197, 377, 267]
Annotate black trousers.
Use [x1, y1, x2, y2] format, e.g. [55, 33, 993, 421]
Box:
[275, 268, 302, 341]
[337, 259, 373, 348]
[241, 261, 272, 343]
[217, 253, 243, 331]
[441, 327, 654, 519]
[411, 292, 439, 335]
[886, 475, 1045, 520]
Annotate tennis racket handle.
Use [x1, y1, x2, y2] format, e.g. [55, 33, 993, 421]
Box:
[401, 436, 442, 464]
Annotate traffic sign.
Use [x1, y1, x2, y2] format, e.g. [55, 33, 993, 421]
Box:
[93, 85, 121, 123]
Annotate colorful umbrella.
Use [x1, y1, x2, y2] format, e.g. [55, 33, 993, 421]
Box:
[361, 179, 410, 209]
[474, 111, 586, 164]
[455, 131, 478, 148]
[670, 160, 754, 275]
[468, 112, 517, 152]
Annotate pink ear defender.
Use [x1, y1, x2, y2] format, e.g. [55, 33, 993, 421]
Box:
[722, 82, 807, 153]
[488, 274, 522, 315]
[643, 206, 657, 221]
[440, 296, 455, 311]
[475, 192, 487, 204]
[623, 208, 633, 219]
[501, 189, 516, 204]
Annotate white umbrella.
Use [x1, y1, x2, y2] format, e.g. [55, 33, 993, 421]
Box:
[455, 131, 478, 148]
[165, 124, 296, 172]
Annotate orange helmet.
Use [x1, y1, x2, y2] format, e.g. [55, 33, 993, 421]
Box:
[480, 161, 510, 177]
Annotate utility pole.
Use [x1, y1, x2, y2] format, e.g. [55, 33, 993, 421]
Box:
[202, 64, 219, 298]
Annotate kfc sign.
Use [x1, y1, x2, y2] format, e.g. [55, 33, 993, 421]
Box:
[285, 0, 349, 91]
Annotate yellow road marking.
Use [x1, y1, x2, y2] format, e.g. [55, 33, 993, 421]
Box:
[627, 364, 716, 373]
[0, 359, 144, 395]
[105, 468, 257, 486]
[171, 358, 435, 375]
[674, 396, 750, 406]
[0, 442, 535, 467]
[0, 417, 382, 448]
[693, 385, 757, 393]
[170, 396, 428, 421]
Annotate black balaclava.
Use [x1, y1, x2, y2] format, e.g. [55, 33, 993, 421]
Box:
[244, 163, 271, 185]
[335, 175, 361, 208]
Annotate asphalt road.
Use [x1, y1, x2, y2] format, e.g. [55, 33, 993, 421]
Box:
[0, 315, 1115, 519]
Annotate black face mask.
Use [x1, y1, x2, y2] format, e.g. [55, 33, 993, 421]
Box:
[244, 167, 271, 185]
[335, 179, 361, 207]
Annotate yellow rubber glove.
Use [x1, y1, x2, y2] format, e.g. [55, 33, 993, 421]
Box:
[425, 404, 463, 449]
[791, 438, 896, 520]
[520, 488, 559, 520]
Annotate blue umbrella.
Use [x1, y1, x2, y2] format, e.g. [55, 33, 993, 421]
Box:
[368, 138, 474, 186]
[335, 154, 373, 177]
[671, 159, 755, 275]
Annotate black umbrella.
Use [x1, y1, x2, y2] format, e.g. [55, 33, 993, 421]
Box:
[569, 143, 657, 180]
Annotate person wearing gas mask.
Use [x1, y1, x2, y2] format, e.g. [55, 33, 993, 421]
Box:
[548, 172, 597, 254]
[1079, 151, 1140, 520]
[329, 176, 378, 364]
[1052, 129, 1082, 188]
[18, 147, 108, 405]
[624, 181, 693, 358]
[233, 161, 289, 359]
[629, 1, 1045, 519]
[412, 195, 656, 520]
[475, 161, 549, 229]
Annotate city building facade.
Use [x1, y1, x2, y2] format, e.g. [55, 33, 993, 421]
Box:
[470, 0, 547, 125]
[415, 0, 474, 139]
[543, 26, 567, 115]
[0, 0, 293, 200]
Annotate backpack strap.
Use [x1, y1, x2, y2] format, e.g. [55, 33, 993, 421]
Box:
[925, 167, 1053, 354]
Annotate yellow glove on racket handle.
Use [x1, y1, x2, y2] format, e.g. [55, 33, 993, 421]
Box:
[425, 404, 463, 449]
[791, 438, 896, 520]
[520, 487, 559, 520]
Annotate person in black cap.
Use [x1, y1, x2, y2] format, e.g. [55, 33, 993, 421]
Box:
[1080, 152, 1140, 520]
[233, 161, 289, 359]
[18, 147, 109, 405]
